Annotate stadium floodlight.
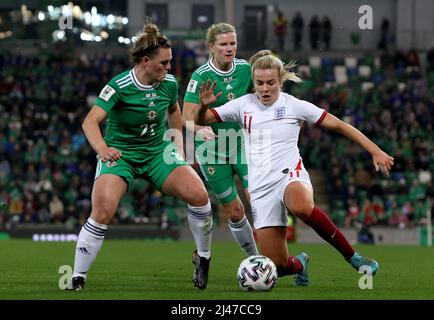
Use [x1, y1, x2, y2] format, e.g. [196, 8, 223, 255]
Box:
[107, 14, 115, 24]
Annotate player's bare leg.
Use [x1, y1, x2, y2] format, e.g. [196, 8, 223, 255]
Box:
[243, 188, 250, 203]
[284, 181, 379, 275]
[162, 165, 212, 289]
[255, 226, 309, 286]
[67, 174, 127, 290]
[223, 196, 258, 256]
[255, 226, 288, 267]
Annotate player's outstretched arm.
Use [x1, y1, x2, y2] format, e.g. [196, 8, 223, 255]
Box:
[182, 101, 217, 141]
[194, 80, 223, 125]
[82, 105, 122, 162]
[320, 112, 394, 176]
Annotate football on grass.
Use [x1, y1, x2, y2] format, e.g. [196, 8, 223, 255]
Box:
[237, 255, 278, 291]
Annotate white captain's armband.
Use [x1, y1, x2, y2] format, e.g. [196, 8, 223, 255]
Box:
[186, 79, 198, 93]
[99, 85, 116, 101]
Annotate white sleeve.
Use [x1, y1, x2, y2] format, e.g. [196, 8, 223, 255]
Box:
[211, 98, 242, 124]
[294, 98, 327, 125]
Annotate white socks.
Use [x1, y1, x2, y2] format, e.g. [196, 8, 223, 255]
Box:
[72, 217, 108, 279]
[187, 201, 213, 259]
[229, 215, 258, 256]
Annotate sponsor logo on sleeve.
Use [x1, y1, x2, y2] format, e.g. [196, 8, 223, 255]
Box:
[187, 79, 198, 93]
[99, 85, 116, 102]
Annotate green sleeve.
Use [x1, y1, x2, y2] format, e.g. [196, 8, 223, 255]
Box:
[183, 72, 202, 105]
[243, 64, 254, 93]
[95, 79, 120, 112]
[171, 79, 179, 106]
[248, 78, 254, 93]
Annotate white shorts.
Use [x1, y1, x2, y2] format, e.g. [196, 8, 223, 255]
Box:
[250, 160, 312, 229]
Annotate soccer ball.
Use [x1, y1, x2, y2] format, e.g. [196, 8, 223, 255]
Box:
[237, 255, 278, 291]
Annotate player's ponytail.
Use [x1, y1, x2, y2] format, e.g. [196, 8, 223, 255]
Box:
[249, 50, 302, 84]
[248, 50, 272, 66]
[130, 23, 171, 63]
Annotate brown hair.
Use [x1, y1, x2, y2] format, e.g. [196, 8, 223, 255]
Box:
[130, 24, 171, 64]
[249, 50, 302, 83]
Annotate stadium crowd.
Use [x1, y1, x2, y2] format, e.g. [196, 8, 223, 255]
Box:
[291, 49, 433, 228]
[0, 45, 432, 230]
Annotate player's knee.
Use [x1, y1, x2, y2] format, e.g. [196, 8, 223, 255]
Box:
[91, 213, 111, 225]
[290, 203, 314, 221]
[223, 199, 244, 222]
[91, 204, 116, 225]
[188, 188, 209, 207]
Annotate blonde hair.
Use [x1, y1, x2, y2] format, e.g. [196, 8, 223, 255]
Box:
[248, 50, 302, 83]
[130, 23, 171, 64]
[206, 23, 236, 44]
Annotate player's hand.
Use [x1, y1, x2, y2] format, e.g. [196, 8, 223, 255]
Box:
[98, 147, 122, 162]
[197, 126, 217, 141]
[199, 80, 223, 107]
[372, 150, 394, 178]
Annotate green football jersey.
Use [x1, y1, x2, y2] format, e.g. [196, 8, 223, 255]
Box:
[95, 69, 178, 163]
[183, 59, 253, 163]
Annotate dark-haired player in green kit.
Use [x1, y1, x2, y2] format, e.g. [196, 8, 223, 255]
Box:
[66, 24, 214, 291]
[183, 23, 259, 289]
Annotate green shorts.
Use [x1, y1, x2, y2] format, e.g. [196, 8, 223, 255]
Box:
[198, 161, 248, 205]
[95, 144, 187, 191]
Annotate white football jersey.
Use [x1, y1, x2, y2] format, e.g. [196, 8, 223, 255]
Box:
[211, 92, 327, 194]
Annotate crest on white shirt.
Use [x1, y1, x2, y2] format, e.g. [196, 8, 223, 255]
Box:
[274, 107, 285, 119]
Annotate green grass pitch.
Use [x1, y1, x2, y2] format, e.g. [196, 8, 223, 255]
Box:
[1, 239, 433, 300]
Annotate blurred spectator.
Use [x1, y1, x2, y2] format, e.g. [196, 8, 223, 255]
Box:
[360, 199, 378, 226]
[0, 153, 11, 177]
[401, 201, 415, 227]
[49, 194, 65, 223]
[414, 199, 430, 226]
[372, 197, 386, 225]
[387, 200, 401, 227]
[9, 194, 24, 218]
[426, 47, 434, 71]
[321, 16, 332, 50]
[0, 48, 432, 231]
[357, 224, 375, 244]
[330, 178, 347, 203]
[345, 199, 360, 228]
[308, 15, 321, 50]
[353, 163, 373, 191]
[291, 12, 304, 51]
[273, 10, 288, 52]
[378, 18, 391, 50]
[405, 49, 420, 67]
[179, 41, 198, 79]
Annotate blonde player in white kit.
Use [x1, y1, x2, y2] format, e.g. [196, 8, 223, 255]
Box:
[195, 50, 394, 286]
